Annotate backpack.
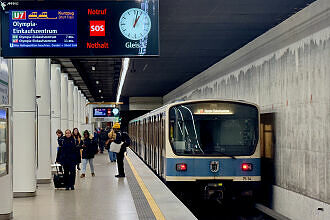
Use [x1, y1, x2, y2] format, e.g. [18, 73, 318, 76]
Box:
[114, 131, 122, 144]
[121, 132, 131, 147]
[100, 130, 108, 141]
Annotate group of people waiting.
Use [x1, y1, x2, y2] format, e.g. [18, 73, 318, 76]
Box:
[93, 123, 130, 177]
[55, 123, 130, 190]
[55, 128, 98, 190]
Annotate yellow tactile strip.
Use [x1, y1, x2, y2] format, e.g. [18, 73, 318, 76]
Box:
[126, 155, 166, 220]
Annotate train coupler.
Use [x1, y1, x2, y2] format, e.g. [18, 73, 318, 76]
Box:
[204, 183, 225, 203]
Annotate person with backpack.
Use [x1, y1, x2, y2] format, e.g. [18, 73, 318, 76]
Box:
[99, 128, 108, 154]
[110, 123, 131, 178]
[93, 128, 100, 151]
[80, 130, 98, 178]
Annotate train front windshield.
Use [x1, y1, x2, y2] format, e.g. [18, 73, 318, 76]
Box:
[169, 102, 259, 156]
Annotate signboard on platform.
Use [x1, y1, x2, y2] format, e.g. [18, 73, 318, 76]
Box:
[9, 10, 77, 48]
[0, 1, 159, 57]
[93, 107, 120, 118]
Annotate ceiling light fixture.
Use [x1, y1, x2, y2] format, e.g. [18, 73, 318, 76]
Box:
[116, 58, 130, 103]
[92, 66, 96, 71]
[99, 89, 102, 93]
[96, 80, 99, 85]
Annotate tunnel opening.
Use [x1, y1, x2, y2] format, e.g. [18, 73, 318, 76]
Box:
[259, 113, 276, 207]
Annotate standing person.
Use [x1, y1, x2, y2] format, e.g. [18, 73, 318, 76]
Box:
[93, 128, 100, 152]
[111, 123, 131, 178]
[99, 128, 108, 154]
[106, 126, 117, 162]
[72, 128, 82, 170]
[55, 129, 64, 165]
[58, 129, 78, 190]
[55, 129, 64, 173]
[80, 130, 98, 178]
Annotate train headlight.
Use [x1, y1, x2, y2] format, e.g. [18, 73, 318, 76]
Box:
[176, 163, 187, 171]
[241, 163, 253, 171]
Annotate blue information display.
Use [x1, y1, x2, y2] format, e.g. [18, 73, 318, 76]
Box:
[9, 10, 77, 48]
[93, 108, 107, 117]
[93, 107, 120, 117]
[1, 1, 159, 57]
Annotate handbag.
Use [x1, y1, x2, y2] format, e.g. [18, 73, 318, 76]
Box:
[110, 141, 123, 153]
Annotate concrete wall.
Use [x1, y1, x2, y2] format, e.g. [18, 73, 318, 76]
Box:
[164, 0, 330, 219]
[129, 97, 163, 110]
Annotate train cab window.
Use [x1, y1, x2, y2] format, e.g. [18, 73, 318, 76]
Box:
[169, 102, 259, 156]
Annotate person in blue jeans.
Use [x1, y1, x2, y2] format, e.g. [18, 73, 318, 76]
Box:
[108, 149, 117, 162]
[80, 130, 98, 178]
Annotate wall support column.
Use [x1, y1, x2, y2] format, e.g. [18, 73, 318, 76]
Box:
[36, 59, 51, 183]
[60, 73, 68, 131]
[73, 86, 78, 128]
[67, 80, 74, 130]
[77, 90, 81, 131]
[12, 59, 36, 197]
[50, 64, 61, 163]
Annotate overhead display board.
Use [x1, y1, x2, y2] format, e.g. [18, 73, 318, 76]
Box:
[0, 1, 159, 57]
[93, 107, 120, 117]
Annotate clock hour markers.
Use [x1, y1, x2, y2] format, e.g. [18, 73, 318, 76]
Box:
[119, 8, 151, 41]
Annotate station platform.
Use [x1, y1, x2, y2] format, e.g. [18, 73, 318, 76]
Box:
[12, 148, 196, 220]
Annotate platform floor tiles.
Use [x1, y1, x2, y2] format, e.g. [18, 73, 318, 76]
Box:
[13, 153, 153, 220]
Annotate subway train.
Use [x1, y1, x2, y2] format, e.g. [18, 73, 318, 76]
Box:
[128, 99, 260, 202]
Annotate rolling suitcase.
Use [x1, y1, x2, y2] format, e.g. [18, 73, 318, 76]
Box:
[53, 165, 65, 189]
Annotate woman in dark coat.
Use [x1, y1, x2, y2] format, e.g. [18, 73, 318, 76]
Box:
[55, 129, 64, 164]
[80, 130, 98, 178]
[72, 128, 82, 170]
[58, 129, 78, 190]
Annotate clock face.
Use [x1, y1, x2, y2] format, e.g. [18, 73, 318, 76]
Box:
[119, 8, 151, 41]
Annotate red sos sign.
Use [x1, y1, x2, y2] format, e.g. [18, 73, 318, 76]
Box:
[90, 21, 105, 36]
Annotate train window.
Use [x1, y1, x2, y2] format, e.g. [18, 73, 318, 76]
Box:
[169, 101, 259, 156]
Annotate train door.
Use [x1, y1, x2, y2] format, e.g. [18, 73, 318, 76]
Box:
[260, 113, 275, 206]
[143, 119, 147, 161]
[159, 114, 165, 178]
[156, 115, 160, 175]
[153, 116, 157, 171]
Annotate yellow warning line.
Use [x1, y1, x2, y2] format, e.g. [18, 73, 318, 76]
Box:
[126, 155, 166, 220]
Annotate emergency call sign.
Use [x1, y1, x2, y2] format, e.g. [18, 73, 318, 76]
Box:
[1, 1, 159, 57]
[89, 20, 105, 36]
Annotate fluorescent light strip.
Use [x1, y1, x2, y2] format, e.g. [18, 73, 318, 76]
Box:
[116, 58, 130, 103]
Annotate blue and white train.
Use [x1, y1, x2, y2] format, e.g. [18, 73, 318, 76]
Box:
[129, 99, 260, 201]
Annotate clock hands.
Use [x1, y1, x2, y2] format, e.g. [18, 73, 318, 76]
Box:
[133, 14, 141, 28]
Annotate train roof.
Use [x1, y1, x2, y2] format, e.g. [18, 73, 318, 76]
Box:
[129, 99, 259, 123]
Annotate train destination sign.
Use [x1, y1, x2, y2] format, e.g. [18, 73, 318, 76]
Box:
[9, 10, 77, 48]
[1, 1, 159, 57]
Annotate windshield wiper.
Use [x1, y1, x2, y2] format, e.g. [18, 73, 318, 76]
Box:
[215, 152, 236, 159]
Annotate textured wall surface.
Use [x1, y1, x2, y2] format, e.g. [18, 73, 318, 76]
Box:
[165, 26, 330, 204]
